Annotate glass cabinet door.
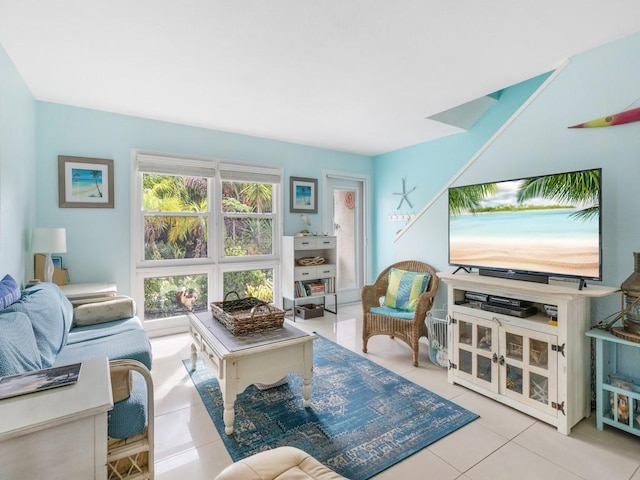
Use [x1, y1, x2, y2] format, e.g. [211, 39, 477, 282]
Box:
[457, 320, 473, 376]
[504, 332, 524, 396]
[475, 324, 494, 384]
[529, 338, 550, 406]
[452, 314, 499, 393]
[500, 326, 558, 415]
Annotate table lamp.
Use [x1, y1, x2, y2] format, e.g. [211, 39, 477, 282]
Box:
[32, 227, 67, 282]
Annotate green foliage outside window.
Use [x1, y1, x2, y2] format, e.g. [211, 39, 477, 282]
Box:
[222, 181, 274, 257]
[223, 269, 274, 303]
[144, 274, 208, 320]
[142, 175, 276, 319]
[143, 174, 208, 260]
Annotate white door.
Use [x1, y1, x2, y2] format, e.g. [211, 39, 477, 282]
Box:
[324, 175, 365, 305]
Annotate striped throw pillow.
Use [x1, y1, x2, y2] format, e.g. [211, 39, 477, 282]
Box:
[383, 268, 431, 311]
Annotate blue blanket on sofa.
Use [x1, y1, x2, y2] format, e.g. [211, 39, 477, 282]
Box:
[0, 282, 152, 439]
[1, 282, 73, 370]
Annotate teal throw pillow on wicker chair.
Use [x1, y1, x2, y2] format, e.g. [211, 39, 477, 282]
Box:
[383, 268, 431, 311]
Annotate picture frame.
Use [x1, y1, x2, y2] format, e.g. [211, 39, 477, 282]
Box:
[58, 155, 114, 208]
[51, 255, 63, 269]
[290, 176, 318, 213]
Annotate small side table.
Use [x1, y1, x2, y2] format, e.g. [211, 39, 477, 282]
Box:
[585, 328, 640, 437]
[0, 357, 114, 479]
[60, 282, 117, 303]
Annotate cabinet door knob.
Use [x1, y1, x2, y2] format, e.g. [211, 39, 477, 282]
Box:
[499, 355, 505, 366]
[492, 353, 498, 363]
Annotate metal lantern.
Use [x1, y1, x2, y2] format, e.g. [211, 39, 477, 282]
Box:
[621, 252, 640, 336]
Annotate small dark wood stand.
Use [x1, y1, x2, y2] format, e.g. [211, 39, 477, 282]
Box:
[611, 326, 640, 343]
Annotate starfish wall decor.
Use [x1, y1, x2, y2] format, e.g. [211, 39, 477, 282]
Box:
[393, 177, 416, 210]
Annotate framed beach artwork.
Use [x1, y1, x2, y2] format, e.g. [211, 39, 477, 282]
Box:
[58, 156, 114, 208]
[51, 255, 63, 269]
[290, 176, 318, 213]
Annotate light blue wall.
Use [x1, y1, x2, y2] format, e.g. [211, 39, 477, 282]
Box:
[35, 103, 372, 294]
[392, 31, 640, 318]
[0, 45, 36, 284]
[372, 73, 551, 275]
[6, 29, 640, 313]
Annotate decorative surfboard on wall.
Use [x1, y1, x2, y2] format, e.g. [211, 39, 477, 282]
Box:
[569, 106, 640, 128]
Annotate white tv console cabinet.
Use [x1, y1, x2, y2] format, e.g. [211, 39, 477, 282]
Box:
[438, 271, 619, 435]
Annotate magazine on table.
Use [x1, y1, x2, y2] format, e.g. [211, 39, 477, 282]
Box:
[0, 363, 82, 400]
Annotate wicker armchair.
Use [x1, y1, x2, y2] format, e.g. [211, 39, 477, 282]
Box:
[362, 261, 439, 367]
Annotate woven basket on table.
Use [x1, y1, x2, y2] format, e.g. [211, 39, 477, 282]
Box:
[211, 291, 285, 335]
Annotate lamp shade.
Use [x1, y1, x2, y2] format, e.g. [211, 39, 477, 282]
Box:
[32, 228, 67, 254]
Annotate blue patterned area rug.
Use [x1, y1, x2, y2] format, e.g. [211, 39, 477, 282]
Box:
[183, 335, 478, 480]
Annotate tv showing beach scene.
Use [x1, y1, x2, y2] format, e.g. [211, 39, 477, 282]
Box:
[448, 168, 602, 280]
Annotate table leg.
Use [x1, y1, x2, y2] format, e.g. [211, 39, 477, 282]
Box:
[190, 343, 198, 371]
[220, 360, 237, 435]
[302, 376, 312, 407]
[302, 341, 313, 407]
[223, 400, 236, 435]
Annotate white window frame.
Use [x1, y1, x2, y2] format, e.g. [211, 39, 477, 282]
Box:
[130, 150, 282, 336]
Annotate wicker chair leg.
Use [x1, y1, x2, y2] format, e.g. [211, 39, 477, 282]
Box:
[413, 338, 420, 367]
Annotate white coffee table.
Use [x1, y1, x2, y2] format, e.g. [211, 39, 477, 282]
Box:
[189, 310, 317, 435]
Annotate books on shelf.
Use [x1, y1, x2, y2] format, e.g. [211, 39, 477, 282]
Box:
[0, 362, 82, 400]
[295, 278, 335, 298]
[309, 283, 326, 296]
[324, 277, 334, 293]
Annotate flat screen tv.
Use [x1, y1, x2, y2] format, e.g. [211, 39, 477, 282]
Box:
[448, 168, 602, 286]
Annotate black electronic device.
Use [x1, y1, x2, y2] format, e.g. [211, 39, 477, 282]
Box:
[464, 291, 489, 302]
[481, 303, 538, 318]
[487, 295, 532, 308]
[467, 300, 485, 309]
[478, 268, 549, 284]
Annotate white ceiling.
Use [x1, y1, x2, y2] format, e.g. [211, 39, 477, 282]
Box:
[2, 1, 640, 156]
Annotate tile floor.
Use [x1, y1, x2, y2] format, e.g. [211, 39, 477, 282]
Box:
[151, 304, 640, 480]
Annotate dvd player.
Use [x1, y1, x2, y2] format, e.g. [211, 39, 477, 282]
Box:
[487, 295, 532, 308]
[464, 291, 489, 302]
[481, 303, 537, 318]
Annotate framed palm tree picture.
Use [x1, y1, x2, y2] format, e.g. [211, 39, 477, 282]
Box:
[58, 155, 114, 208]
[290, 176, 318, 213]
